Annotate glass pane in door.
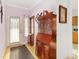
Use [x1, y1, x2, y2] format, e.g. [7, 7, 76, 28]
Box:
[10, 17, 19, 43]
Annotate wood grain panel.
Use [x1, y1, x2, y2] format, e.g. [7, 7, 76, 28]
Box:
[72, 16, 78, 44]
[72, 16, 78, 26]
[73, 32, 78, 44]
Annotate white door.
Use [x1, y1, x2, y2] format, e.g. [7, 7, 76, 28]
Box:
[10, 17, 20, 43]
[6, 16, 24, 46]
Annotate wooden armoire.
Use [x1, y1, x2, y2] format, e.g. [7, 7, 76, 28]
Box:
[35, 10, 56, 59]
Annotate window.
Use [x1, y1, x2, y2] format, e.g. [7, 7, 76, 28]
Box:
[24, 17, 29, 36]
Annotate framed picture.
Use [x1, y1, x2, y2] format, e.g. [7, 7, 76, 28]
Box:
[59, 5, 67, 23]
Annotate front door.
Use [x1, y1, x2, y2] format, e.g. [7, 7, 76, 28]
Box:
[9, 16, 25, 47]
[10, 17, 20, 43]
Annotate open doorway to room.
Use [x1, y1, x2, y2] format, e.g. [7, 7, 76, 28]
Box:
[28, 16, 35, 46]
[72, 16, 78, 59]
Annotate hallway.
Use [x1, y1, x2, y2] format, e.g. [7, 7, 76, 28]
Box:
[0, 0, 78, 59]
[10, 45, 34, 59]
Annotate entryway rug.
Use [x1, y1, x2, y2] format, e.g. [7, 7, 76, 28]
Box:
[10, 45, 34, 59]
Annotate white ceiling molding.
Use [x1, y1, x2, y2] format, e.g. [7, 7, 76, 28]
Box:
[2, 0, 41, 10]
[6, 3, 29, 10]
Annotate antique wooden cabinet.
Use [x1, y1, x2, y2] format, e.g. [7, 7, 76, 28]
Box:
[35, 10, 56, 59]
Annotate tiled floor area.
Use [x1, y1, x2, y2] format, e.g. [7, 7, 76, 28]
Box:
[73, 44, 78, 59]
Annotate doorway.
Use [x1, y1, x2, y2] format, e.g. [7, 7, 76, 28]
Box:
[10, 17, 20, 44]
[72, 16, 78, 58]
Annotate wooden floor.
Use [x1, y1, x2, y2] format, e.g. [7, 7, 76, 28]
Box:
[3, 44, 38, 59]
[4, 44, 77, 59]
[25, 44, 39, 59]
[10, 45, 34, 59]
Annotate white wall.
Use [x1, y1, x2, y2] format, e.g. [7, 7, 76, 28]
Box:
[0, 4, 6, 59]
[57, 0, 72, 59]
[72, 9, 78, 16]
[0, 18, 5, 59]
[72, 0, 78, 16]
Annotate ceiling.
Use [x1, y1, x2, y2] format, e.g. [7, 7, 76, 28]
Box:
[2, 0, 41, 10]
[2, 0, 78, 16]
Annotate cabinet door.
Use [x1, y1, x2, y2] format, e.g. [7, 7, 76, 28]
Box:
[72, 16, 78, 26]
[73, 32, 78, 44]
[72, 16, 78, 44]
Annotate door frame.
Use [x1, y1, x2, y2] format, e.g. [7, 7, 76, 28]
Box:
[6, 16, 24, 47]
